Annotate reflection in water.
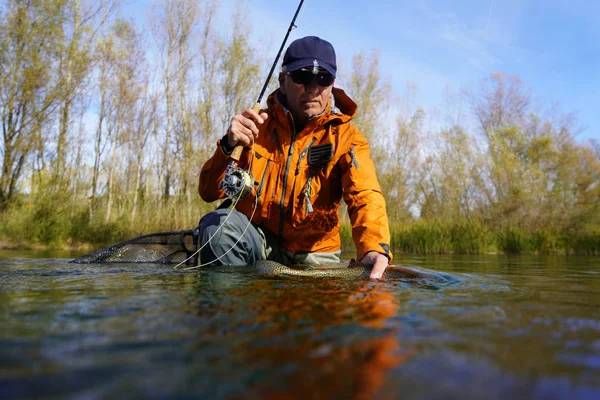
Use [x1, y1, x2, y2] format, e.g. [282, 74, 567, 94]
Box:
[0, 256, 599, 399]
[200, 277, 414, 399]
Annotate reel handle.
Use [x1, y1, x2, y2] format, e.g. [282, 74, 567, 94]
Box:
[230, 102, 262, 161]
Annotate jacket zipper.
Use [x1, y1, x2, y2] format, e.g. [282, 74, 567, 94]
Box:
[271, 128, 283, 156]
[279, 120, 297, 238]
[256, 158, 271, 199]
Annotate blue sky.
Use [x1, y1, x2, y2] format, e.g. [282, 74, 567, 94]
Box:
[128, 0, 599, 142]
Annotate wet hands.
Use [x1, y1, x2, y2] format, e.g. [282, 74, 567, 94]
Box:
[361, 251, 390, 279]
[228, 108, 269, 147]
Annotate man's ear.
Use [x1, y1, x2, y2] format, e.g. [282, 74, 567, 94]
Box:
[278, 72, 286, 95]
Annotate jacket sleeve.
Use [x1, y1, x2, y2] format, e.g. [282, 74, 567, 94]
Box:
[198, 137, 236, 202]
[340, 127, 393, 262]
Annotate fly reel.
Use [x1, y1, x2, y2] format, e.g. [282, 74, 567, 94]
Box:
[220, 162, 253, 200]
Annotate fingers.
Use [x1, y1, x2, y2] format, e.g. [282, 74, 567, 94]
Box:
[227, 109, 269, 147]
[360, 251, 389, 279]
[369, 256, 388, 279]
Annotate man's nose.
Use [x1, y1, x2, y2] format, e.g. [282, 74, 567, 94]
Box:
[304, 79, 320, 93]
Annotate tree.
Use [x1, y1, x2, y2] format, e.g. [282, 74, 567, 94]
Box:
[0, 1, 63, 210]
[196, 0, 219, 152]
[383, 104, 423, 222]
[219, 2, 261, 133]
[151, 0, 202, 204]
[54, 0, 97, 189]
[346, 50, 391, 146]
[466, 73, 531, 138]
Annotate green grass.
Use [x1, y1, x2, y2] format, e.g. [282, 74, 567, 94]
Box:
[389, 220, 495, 254]
[2, 198, 599, 255]
[341, 220, 600, 256]
[0, 195, 213, 250]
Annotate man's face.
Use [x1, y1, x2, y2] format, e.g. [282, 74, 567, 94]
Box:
[279, 68, 335, 125]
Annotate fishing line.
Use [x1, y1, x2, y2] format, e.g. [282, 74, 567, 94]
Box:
[174, 0, 305, 270]
[173, 146, 257, 270]
[180, 186, 259, 271]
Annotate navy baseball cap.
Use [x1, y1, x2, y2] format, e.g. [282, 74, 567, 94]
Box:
[282, 36, 337, 77]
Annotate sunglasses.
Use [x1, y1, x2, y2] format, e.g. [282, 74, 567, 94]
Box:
[287, 68, 335, 87]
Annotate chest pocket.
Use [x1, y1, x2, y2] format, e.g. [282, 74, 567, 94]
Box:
[291, 144, 341, 229]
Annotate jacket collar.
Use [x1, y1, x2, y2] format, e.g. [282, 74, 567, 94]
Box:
[268, 87, 357, 132]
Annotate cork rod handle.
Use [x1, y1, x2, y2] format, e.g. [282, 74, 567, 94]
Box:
[230, 102, 261, 161]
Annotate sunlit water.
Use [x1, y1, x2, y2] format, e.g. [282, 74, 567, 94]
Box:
[1, 253, 599, 399]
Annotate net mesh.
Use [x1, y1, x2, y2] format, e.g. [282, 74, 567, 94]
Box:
[70, 229, 199, 265]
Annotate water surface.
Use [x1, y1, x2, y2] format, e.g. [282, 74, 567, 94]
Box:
[1, 254, 599, 399]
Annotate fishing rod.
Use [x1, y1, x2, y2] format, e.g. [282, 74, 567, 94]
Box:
[220, 0, 305, 200]
[174, 1, 306, 270]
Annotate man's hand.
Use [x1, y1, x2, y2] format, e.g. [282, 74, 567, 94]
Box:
[360, 251, 389, 279]
[228, 109, 269, 147]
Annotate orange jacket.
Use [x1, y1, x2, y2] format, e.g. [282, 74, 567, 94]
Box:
[198, 87, 392, 261]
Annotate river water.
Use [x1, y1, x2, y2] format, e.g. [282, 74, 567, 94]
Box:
[1, 253, 599, 399]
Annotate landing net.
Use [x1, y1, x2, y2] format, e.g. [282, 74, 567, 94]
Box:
[70, 229, 199, 265]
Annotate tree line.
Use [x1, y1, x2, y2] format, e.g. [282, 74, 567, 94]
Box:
[1, 0, 599, 254]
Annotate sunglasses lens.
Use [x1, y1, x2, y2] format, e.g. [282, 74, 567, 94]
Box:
[289, 70, 313, 85]
[316, 73, 334, 86]
[289, 70, 333, 86]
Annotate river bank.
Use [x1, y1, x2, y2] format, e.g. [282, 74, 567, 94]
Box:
[2, 220, 598, 256]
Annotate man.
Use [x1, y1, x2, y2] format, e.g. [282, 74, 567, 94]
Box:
[198, 36, 391, 279]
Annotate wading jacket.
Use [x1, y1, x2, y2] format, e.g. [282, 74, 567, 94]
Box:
[198, 87, 392, 262]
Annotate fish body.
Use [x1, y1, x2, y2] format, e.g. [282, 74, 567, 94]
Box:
[254, 260, 429, 280]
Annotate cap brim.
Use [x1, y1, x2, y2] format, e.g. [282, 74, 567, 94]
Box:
[284, 59, 336, 77]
